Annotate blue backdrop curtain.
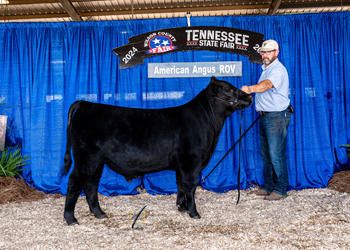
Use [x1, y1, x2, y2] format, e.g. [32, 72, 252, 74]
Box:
[0, 12, 349, 195]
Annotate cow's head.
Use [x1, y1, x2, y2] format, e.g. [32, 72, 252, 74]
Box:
[208, 76, 253, 115]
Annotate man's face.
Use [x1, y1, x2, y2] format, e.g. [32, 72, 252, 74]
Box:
[260, 50, 278, 66]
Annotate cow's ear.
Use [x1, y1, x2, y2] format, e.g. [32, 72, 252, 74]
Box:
[208, 80, 219, 96]
[208, 77, 227, 96]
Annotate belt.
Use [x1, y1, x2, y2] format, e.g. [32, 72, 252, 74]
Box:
[258, 105, 294, 116]
[258, 111, 270, 115]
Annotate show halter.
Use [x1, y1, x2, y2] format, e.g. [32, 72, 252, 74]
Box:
[213, 89, 240, 107]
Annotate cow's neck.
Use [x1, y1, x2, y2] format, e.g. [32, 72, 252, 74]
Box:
[198, 90, 229, 133]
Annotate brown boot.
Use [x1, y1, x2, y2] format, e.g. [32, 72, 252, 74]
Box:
[250, 188, 270, 196]
[264, 192, 288, 201]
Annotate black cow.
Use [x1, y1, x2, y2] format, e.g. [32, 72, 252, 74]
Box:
[63, 76, 253, 225]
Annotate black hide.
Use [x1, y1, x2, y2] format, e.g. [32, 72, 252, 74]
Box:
[63, 76, 253, 225]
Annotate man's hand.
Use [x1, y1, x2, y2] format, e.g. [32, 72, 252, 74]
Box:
[241, 86, 252, 94]
[241, 80, 273, 94]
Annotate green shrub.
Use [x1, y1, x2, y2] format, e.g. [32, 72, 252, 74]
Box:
[340, 144, 350, 158]
[0, 147, 30, 178]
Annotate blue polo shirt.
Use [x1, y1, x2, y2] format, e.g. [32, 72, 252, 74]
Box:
[255, 58, 290, 112]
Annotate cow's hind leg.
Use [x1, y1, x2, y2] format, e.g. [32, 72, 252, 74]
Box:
[64, 171, 84, 226]
[84, 164, 107, 219]
[176, 170, 188, 213]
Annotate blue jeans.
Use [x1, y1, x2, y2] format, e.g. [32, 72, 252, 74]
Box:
[259, 109, 291, 195]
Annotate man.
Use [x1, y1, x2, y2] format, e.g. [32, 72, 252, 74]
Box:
[241, 39, 292, 201]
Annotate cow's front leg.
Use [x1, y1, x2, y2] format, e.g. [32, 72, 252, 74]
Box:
[176, 170, 188, 213]
[185, 184, 200, 219]
[181, 169, 201, 219]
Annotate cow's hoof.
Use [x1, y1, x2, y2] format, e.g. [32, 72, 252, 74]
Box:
[93, 211, 108, 219]
[177, 205, 188, 213]
[65, 216, 79, 226]
[189, 212, 201, 219]
[191, 215, 201, 219]
[67, 221, 79, 226]
[96, 213, 108, 219]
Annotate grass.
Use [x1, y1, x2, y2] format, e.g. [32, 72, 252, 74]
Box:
[0, 146, 30, 178]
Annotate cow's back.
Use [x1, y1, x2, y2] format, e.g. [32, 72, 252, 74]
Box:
[69, 94, 220, 177]
[71, 102, 192, 175]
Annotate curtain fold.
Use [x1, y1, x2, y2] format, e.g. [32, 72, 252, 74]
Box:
[0, 12, 349, 196]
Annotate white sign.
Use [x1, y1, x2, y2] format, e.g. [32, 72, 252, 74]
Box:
[0, 115, 7, 151]
[148, 61, 242, 78]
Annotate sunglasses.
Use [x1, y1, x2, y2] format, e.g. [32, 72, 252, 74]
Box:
[260, 50, 276, 55]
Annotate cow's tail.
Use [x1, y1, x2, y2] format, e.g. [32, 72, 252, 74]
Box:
[62, 100, 86, 175]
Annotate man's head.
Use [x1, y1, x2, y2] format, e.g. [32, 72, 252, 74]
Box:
[260, 39, 279, 66]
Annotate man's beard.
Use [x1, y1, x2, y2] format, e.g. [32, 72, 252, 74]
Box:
[263, 56, 277, 65]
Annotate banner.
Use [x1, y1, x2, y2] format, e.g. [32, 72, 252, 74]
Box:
[113, 26, 264, 69]
[148, 61, 242, 78]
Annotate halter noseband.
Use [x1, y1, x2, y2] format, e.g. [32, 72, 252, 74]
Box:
[214, 89, 240, 107]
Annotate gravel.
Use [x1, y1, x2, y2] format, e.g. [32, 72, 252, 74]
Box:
[1, 187, 350, 249]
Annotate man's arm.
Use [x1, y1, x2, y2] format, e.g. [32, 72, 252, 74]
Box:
[241, 80, 273, 94]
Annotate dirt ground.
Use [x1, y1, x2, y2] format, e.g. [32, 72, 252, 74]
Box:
[0, 171, 349, 249]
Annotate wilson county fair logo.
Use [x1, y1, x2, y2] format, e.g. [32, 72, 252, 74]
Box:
[145, 32, 177, 54]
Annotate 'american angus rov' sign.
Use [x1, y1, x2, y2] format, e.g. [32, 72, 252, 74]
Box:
[113, 26, 264, 69]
